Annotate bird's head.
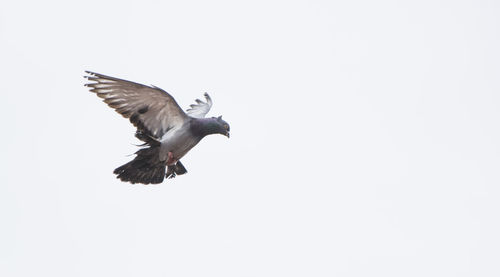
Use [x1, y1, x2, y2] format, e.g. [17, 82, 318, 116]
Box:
[213, 116, 230, 138]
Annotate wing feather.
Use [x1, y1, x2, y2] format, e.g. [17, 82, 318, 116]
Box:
[85, 71, 188, 138]
[186, 93, 213, 118]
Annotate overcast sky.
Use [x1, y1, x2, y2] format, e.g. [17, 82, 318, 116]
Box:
[1, 0, 500, 276]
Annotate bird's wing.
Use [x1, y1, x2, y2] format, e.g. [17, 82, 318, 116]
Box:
[85, 71, 188, 138]
[186, 93, 213, 118]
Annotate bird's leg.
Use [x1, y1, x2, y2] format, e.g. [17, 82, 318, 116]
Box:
[165, 164, 176, 179]
[167, 170, 177, 179]
[165, 152, 179, 179]
[166, 151, 176, 166]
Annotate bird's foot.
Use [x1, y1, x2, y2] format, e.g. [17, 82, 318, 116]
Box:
[167, 172, 176, 179]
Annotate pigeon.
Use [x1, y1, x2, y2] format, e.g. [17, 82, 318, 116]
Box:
[84, 71, 230, 184]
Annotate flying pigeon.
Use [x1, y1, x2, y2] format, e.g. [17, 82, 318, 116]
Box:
[84, 71, 230, 184]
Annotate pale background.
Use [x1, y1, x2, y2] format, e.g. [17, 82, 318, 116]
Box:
[1, 0, 499, 276]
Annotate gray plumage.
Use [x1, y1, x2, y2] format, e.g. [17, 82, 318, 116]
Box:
[85, 71, 230, 184]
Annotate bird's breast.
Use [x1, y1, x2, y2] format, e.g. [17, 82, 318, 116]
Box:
[159, 128, 201, 161]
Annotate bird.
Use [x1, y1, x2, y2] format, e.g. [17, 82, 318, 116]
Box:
[84, 71, 230, 184]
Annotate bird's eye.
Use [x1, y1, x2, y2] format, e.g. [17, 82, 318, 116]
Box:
[224, 124, 229, 130]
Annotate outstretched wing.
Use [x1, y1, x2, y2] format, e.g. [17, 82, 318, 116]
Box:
[186, 93, 213, 118]
[85, 71, 188, 138]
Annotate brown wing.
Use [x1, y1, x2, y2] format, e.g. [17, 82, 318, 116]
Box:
[85, 71, 188, 138]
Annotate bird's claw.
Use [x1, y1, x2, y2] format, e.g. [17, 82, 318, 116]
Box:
[167, 172, 176, 179]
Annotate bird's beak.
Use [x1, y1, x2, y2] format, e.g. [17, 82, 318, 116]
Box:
[225, 131, 230, 138]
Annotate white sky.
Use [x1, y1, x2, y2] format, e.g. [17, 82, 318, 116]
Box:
[1, 0, 500, 276]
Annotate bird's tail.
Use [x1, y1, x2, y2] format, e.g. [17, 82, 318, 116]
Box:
[113, 146, 166, 184]
[166, 161, 188, 179]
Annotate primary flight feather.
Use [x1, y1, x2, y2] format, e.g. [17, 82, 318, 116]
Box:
[85, 71, 230, 184]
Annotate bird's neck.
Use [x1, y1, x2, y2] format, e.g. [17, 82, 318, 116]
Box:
[190, 118, 220, 138]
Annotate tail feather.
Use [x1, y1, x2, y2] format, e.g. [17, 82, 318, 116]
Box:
[166, 161, 188, 179]
[113, 146, 166, 184]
